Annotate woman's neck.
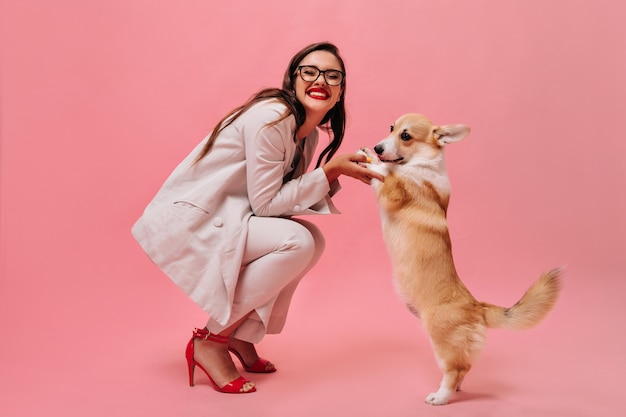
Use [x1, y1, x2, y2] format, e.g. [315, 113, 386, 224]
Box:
[297, 114, 323, 140]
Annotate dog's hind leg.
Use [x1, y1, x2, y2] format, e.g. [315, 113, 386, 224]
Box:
[425, 360, 471, 405]
[425, 323, 486, 405]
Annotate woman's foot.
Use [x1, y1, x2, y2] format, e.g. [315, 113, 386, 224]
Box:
[228, 338, 276, 373]
[193, 336, 256, 393]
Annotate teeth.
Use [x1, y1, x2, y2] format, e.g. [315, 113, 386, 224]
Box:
[309, 91, 328, 98]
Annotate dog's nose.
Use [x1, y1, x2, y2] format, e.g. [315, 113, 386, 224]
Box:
[374, 144, 384, 155]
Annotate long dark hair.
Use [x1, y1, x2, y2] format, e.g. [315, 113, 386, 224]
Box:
[194, 42, 347, 168]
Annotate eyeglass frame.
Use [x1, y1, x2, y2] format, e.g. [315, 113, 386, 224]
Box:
[296, 65, 345, 86]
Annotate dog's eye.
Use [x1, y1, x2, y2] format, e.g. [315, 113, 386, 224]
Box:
[400, 131, 411, 141]
[389, 125, 394, 132]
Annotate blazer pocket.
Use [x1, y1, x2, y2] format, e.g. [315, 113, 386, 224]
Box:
[173, 200, 211, 215]
[170, 200, 215, 235]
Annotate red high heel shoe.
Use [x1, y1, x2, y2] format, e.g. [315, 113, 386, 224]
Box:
[185, 328, 256, 394]
[228, 346, 277, 373]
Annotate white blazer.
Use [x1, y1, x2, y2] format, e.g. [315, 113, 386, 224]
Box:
[132, 100, 340, 325]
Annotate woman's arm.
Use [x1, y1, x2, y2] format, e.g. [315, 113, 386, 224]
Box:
[244, 105, 333, 217]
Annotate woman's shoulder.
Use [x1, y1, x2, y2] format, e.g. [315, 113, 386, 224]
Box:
[241, 99, 293, 125]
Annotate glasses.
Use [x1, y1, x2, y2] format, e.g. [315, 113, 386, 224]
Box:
[297, 65, 344, 86]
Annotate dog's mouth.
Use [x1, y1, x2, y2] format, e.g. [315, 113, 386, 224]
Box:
[380, 156, 404, 164]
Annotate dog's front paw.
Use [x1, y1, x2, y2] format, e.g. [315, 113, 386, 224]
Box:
[357, 147, 381, 164]
[357, 147, 389, 182]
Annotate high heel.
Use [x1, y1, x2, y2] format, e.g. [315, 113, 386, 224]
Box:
[228, 347, 277, 373]
[185, 328, 256, 394]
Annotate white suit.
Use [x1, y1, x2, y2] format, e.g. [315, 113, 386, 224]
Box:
[132, 100, 340, 341]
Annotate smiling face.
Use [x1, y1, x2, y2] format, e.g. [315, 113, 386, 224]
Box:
[294, 50, 344, 121]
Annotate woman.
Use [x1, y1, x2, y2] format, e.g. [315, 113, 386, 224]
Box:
[132, 42, 384, 394]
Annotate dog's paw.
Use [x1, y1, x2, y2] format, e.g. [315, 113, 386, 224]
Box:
[357, 147, 389, 182]
[369, 163, 389, 180]
[425, 390, 451, 406]
[357, 147, 380, 164]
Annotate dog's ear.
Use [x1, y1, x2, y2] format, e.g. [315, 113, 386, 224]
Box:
[434, 125, 471, 146]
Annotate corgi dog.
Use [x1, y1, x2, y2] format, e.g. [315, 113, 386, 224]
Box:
[359, 113, 561, 405]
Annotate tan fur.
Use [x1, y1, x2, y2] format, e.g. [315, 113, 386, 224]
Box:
[361, 114, 562, 405]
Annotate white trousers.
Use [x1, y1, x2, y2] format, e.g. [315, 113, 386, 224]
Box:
[206, 216, 325, 343]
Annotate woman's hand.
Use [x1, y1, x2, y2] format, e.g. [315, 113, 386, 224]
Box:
[322, 152, 386, 185]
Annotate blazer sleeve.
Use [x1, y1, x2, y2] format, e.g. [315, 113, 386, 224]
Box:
[243, 104, 339, 217]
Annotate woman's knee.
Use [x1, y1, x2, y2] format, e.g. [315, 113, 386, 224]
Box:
[245, 216, 324, 270]
[292, 219, 325, 263]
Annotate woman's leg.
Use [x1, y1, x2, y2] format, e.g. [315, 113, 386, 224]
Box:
[258, 218, 325, 335]
[203, 217, 324, 371]
[229, 218, 325, 369]
[207, 216, 324, 340]
[191, 315, 256, 392]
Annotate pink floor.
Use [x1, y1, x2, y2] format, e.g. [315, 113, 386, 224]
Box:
[2, 217, 624, 417]
[2, 1, 626, 416]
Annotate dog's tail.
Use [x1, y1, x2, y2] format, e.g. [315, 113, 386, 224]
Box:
[482, 268, 563, 331]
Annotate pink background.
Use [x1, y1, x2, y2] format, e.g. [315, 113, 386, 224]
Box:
[2, 1, 625, 416]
